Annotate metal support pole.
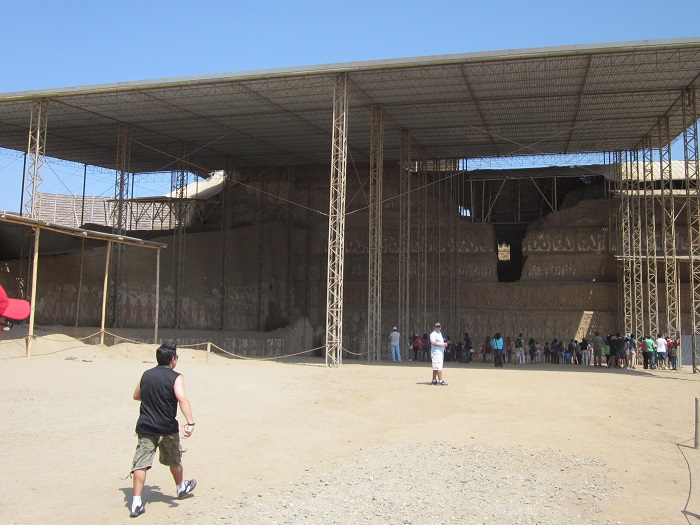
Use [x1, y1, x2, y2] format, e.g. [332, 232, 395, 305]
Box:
[75, 239, 85, 327]
[257, 171, 267, 332]
[642, 135, 659, 337]
[154, 248, 160, 343]
[683, 88, 700, 371]
[325, 73, 349, 367]
[171, 142, 188, 329]
[629, 150, 645, 337]
[658, 115, 680, 342]
[367, 105, 383, 362]
[398, 129, 412, 360]
[110, 123, 130, 327]
[617, 152, 632, 333]
[220, 166, 233, 330]
[419, 149, 428, 333]
[23, 98, 48, 219]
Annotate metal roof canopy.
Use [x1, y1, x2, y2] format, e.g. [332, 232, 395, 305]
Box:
[0, 213, 166, 357]
[0, 38, 699, 175]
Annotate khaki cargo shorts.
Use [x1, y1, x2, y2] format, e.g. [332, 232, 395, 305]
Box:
[131, 432, 182, 472]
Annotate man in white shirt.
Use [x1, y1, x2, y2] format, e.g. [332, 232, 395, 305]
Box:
[656, 334, 668, 370]
[430, 322, 449, 385]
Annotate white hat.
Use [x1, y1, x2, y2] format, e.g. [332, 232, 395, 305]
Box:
[392, 326, 397, 331]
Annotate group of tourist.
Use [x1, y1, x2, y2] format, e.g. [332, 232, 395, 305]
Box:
[397, 327, 680, 370]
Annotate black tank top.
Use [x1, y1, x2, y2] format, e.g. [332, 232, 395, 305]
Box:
[135, 365, 180, 435]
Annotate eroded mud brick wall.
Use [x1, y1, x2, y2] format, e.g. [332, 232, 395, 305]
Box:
[8, 163, 691, 355]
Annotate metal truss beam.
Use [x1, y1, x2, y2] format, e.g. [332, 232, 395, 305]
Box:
[220, 164, 234, 330]
[418, 149, 428, 334]
[629, 150, 645, 337]
[448, 159, 458, 334]
[367, 105, 383, 362]
[616, 152, 633, 333]
[642, 136, 659, 337]
[398, 129, 412, 361]
[257, 172, 267, 332]
[658, 115, 680, 341]
[172, 142, 188, 329]
[109, 123, 130, 327]
[23, 98, 48, 219]
[683, 88, 700, 371]
[325, 73, 349, 367]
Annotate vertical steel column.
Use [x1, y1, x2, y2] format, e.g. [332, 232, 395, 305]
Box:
[398, 129, 412, 359]
[448, 159, 458, 333]
[20, 99, 48, 304]
[616, 152, 633, 333]
[629, 150, 645, 337]
[642, 136, 659, 337]
[171, 142, 188, 329]
[419, 149, 428, 333]
[683, 88, 700, 370]
[658, 115, 680, 341]
[109, 123, 130, 327]
[220, 164, 234, 330]
[286, 167, 295, 323]
[367, 105, 384, 362]
[325, 73, 349, 367]
[23, 98, 48, 219]
[257, 172, 267, 331]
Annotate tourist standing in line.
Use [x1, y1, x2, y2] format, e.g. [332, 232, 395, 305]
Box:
[492, 332, 505, 367]
[389, 326, 402, 363]
[656, 334, 668, 370]
[592, 332, 604, 368]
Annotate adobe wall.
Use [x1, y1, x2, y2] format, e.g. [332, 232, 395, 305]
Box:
[7, 164, 683, 357]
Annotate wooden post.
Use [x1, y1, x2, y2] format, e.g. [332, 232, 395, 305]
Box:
[154, 249, 161, 344]
[695, 398, 700, 449]
[26, 227, 41, 359]
[206, 342, 211, 364]
[75, 238, 85, 327]
[100, 241, 111, 346]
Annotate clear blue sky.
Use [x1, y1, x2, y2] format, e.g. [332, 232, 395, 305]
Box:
[1, 0, 698, 212]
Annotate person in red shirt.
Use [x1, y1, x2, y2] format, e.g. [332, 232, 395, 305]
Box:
[0, 284, 30, 341]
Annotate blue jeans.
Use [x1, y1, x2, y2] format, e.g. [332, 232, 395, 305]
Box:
[391, 344, 402, 362]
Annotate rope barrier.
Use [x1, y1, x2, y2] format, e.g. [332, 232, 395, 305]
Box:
[7, 329, 373, 363]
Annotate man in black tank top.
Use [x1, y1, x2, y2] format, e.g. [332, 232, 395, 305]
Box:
[128, 342, 197, 518]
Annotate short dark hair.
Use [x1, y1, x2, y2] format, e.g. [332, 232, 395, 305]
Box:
[156, 342, 178, 365]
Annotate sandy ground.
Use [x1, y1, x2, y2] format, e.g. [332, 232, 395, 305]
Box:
[2, 329, 700, 524]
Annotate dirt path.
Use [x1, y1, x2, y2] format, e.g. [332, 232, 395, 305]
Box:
[1, 333, 699, 524]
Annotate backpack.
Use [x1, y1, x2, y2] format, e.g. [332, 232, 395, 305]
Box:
[515, 338, 523, 348]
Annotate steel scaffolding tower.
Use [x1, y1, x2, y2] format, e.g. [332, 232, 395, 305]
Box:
[658, 116, 680, 341]
[109, 123, 130, 326]
[642, 137, 660, 337]
[367, 105, 383, 362]
[23, 98, 48, 219]
[325, 73, 349, 367]
[19, 99, 48, 302]
[398, 129, 411, 361]
[418, 149, 428, 334]
[447, 159, 458, 334]
[220, 165, 234, 330]
[616, 152, 633, 333]
[628, 150, 645, 337]
[684, 88, 700, 370]
[171, 143, 188, 329]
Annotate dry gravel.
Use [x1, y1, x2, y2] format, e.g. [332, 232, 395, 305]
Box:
[183, 442, 613, 525]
